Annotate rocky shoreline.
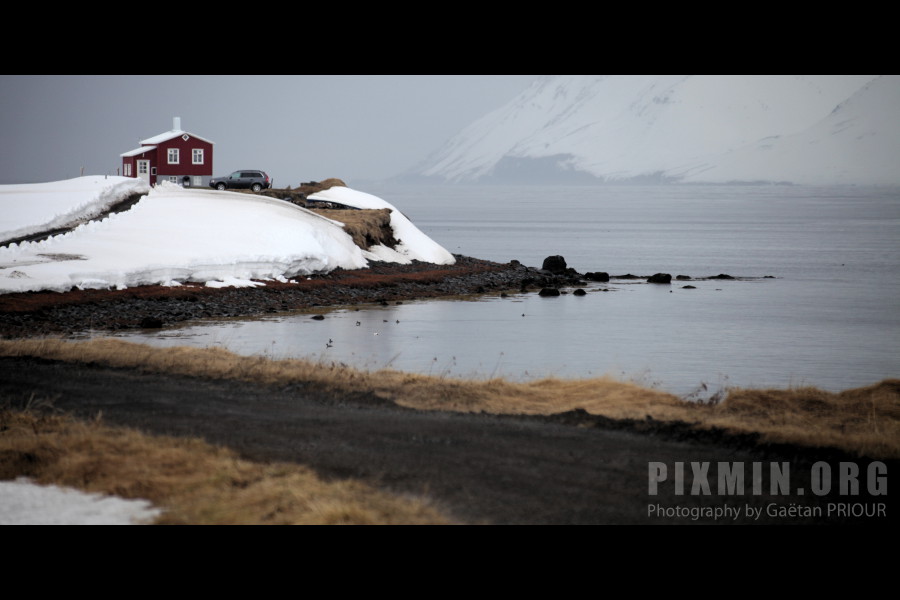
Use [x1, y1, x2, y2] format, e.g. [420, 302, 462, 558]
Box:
[0, 255, 590, 338]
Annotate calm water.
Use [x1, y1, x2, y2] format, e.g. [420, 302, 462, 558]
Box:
[106, 184, 900, 397]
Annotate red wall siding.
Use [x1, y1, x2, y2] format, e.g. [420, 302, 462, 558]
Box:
[155, 136, 214, 176]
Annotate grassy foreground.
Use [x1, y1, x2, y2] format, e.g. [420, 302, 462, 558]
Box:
[0, 409, 450, 525]
[2, 338, 898, 524]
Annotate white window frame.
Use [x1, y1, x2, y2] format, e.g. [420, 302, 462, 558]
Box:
[192, 148, 204, 165]
[138, 162, 149, 175]
[168, 176, 179, 184]
[168, 148, 180, 164]
[124, 163, 132, 176]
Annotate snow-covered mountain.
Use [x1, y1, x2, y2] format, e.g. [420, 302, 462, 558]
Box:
[408, 75, 900, 186]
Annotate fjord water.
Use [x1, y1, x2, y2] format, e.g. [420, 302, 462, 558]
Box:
[110, 185, 900, 397]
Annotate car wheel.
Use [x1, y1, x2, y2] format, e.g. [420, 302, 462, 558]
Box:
[216, 183, 226, 190]
[251, 183, 262, 192]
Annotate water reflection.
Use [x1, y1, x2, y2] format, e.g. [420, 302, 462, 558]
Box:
[104, 273, 899, 397]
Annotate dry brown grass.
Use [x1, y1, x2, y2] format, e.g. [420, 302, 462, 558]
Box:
[701, 381, 900, 460]
[308, 208, 398, 250]
[3, 338, 898, 460]
[295, 178, 347, 196]
[0, 406, 451, 525]
[256, 178, 347, 204]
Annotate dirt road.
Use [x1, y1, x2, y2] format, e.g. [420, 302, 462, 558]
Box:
[3, 355, 891, 525]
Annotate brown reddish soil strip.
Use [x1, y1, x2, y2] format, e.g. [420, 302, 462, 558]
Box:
[0, 259, 505, 314]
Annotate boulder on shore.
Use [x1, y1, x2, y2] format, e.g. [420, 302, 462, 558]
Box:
[541, 255, 568, 274]
[647, 273, 672, 284]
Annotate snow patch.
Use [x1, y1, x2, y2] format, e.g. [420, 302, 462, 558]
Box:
[0, 478, 161, 525]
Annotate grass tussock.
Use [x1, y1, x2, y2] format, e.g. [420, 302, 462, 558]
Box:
[257, 178, 347, 205]
[704, 381, 900, 460]
[2, 338, 898, 459]
[308, 208, 398, 250]
[0, 408, 451, 525]
[295, 178, 347, 196]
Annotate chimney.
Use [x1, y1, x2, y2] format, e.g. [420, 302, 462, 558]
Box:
[173, 116, 181, 131]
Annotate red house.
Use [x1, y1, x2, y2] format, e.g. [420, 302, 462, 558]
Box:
[121, 117, 214, 187]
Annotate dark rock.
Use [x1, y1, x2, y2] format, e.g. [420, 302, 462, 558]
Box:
[139, 317, 163, 328]
[541, 255, 567, 274]
[710, 273, 734, 279]
[647, 273, 672, 284]
[682, 285, 696, 289]
[539, 288, 561, 297]
[573, 288, 587, 296]
[676, 275, 692, 280]
[613, 274, 640, 280]
[311, 314, 325, 320]
[584, 272, 610, 282]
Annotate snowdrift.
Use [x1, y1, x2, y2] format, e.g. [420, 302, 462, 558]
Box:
[0, 178, 454, 294]
[0, 176, 151, 242]
[307, 186, 456, 265]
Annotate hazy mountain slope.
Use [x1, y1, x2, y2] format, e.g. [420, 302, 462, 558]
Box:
[678, 75, 900, 185]
[411, 75, 896, 185]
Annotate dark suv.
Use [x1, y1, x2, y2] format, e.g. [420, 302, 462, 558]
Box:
[209, 170, 272, 192]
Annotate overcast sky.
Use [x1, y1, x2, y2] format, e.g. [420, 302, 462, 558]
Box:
[0, 75, 537, 186]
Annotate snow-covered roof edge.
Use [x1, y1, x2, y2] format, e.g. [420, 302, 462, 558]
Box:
[120, 146, 157, 157]
[140, 129, 215, 145]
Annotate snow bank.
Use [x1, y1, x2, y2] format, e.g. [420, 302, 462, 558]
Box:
[0, 176, 150, 242]
[0, 179, 454, 294]
[0, 478, 160, 525]
[307, 186, 456, 265]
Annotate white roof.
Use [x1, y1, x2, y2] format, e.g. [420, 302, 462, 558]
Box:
[140, 129, 214, 145]
[120, 145, 157, 158]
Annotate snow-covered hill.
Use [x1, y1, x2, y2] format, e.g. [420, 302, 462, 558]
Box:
[409, 75, 900, 186]
[0, 178, 454, 294]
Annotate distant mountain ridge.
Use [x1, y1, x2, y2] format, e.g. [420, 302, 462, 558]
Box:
[406, 75, 900, 185]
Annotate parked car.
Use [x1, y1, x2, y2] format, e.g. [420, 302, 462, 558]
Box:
[209, 170, 272, 192]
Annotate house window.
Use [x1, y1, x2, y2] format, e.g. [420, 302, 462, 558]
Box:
[193, 176, 202, 186]
[124, 163, 132, 176]
[168, 176, 178, 184]
[138, 162, 149, 175]
[192, 149, 204, 165]
[168, 148, 179, 164]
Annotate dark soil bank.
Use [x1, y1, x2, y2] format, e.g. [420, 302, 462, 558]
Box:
[0, 255, 574, 338]
[2, 356, 894, 525]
